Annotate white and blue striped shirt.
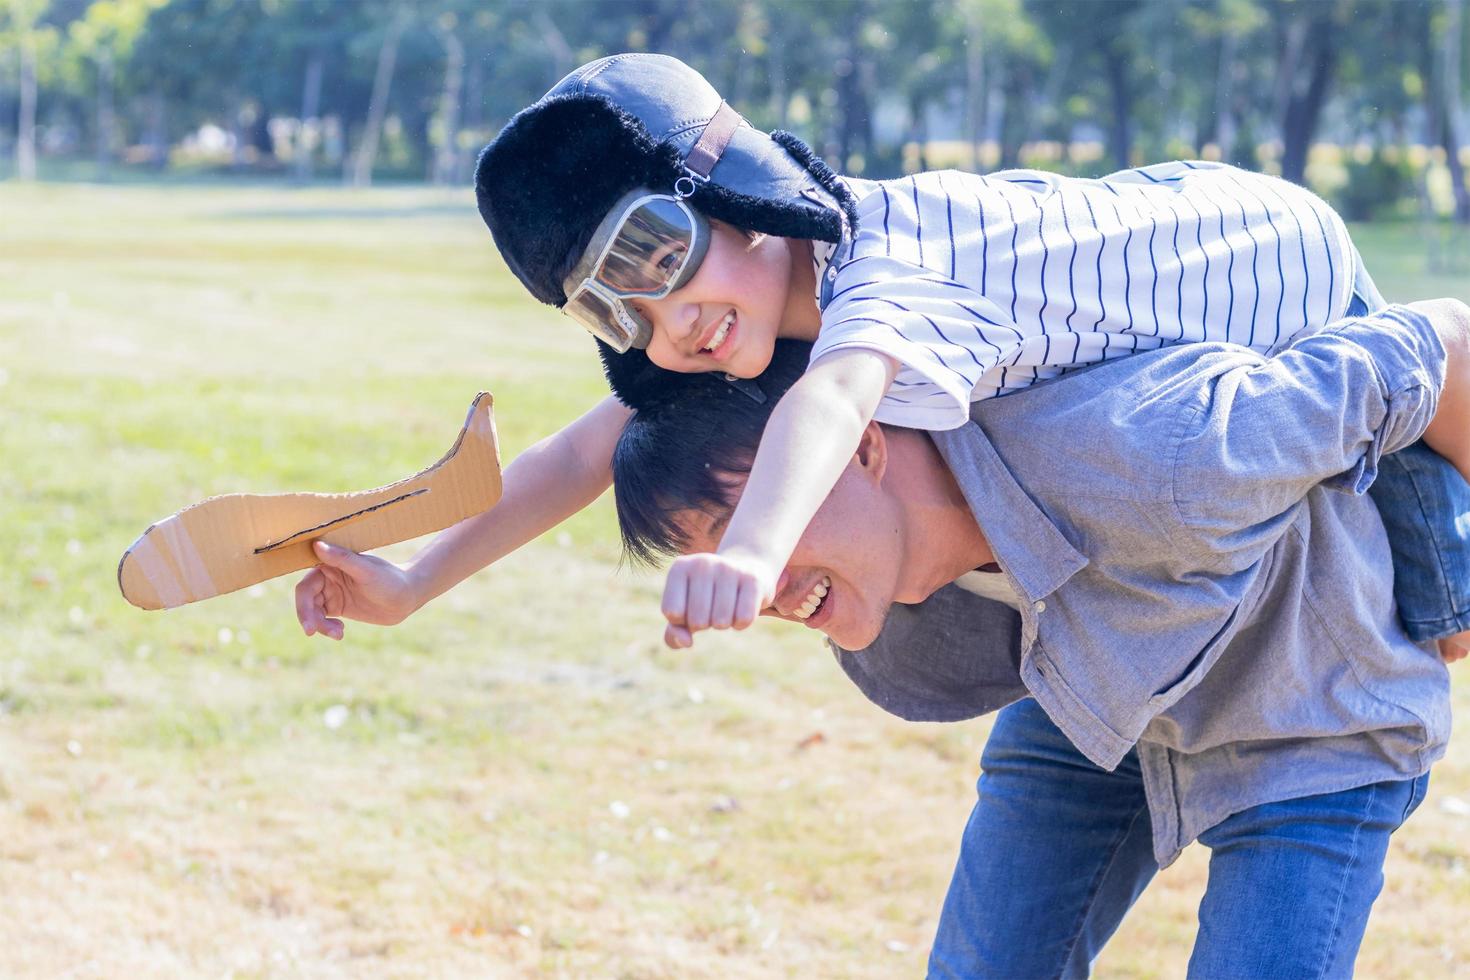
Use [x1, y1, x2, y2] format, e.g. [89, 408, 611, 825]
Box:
[812, 161, 1358, 430]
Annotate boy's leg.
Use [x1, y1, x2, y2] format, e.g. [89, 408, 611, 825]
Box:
[927, 699, 1158, 979]
[1349, 258, 1470, 646]
[1369, 445, 1470, 642]
[1187, 774, 1430, 979]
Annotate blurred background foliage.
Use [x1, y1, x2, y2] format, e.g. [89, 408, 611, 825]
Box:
[1, 0, 1467, 226]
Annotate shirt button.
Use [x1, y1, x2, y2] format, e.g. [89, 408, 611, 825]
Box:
[1033, 600, 1046, 613]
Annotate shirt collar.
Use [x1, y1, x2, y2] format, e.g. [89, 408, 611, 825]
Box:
[929, 422, 1089, 604]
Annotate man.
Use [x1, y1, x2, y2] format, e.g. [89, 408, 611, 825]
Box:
[610, 299, 1470, 977]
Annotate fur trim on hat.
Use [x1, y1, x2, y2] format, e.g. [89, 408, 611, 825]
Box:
[476, 94, 681, 307]
[770, 130, 860, 231]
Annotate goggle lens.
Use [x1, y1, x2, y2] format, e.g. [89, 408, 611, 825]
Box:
[563, 285, 650, 351]
[561, 191, 708, 351]
[597, 197, 696, 295]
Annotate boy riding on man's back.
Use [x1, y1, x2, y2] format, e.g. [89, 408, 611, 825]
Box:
[294, 52, 1470, 665]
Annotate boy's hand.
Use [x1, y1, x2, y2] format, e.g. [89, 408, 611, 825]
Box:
[661, 551, 777, 649]
[294, 540, 419, 640]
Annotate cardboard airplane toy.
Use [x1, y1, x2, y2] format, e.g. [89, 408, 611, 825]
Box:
[119, 393, 502, 611]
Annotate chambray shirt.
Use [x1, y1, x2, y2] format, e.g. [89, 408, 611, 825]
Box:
[831, 304, 1452, 866]
[810, 164, 1355, 430]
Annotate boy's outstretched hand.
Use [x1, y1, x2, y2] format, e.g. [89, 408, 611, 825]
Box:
[295, 540, 420, 640]
[661, 551, 777, 649]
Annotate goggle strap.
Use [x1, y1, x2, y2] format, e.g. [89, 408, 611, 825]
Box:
[722, 375, 767, 404]
[684, 102, 744, 181]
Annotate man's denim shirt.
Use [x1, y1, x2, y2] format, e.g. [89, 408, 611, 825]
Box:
[834, 306, 1452, 866]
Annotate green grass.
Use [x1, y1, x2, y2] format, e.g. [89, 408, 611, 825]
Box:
[2, 180, 1469, 977]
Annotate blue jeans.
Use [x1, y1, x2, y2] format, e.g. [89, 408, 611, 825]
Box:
[1348, 258, 1470, 641]
[928, 700, 1429, 979]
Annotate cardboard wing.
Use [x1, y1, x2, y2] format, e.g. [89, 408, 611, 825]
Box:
[119, 392, 502, 611]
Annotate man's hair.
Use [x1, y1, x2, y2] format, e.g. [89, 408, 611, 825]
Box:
[613, 339, 813, 566]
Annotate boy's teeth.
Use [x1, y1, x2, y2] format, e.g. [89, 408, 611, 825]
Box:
[702, 312, 735, 352]
[792, 576, 832, 621]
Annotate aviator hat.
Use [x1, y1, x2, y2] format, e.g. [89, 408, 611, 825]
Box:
[474, 52, 858, 409]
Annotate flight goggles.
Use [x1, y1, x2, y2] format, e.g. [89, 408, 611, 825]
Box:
[560, 187, 710, 352]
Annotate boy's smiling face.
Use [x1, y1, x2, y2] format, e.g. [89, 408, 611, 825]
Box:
[633, 222, 819, 378]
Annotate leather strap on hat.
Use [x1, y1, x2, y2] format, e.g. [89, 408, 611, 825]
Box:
[683, 101, 744, 179]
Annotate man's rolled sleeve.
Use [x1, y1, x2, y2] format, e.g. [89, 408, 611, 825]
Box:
[1172, 305, 1444, 551]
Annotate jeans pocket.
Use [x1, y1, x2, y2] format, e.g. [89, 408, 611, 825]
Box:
[1400, 773, 1432, 826]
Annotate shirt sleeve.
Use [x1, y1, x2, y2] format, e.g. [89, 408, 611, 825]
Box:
[815, 255, 1024, 431]
[1171, 304, 1444, 547]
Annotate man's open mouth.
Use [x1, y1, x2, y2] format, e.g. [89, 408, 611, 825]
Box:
[792, 576, 830, 622]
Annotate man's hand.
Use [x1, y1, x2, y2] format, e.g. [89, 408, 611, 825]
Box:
[294, 540, 420, 640]
[1438, 627, 1470, 664]
[661, 551, 777, 649]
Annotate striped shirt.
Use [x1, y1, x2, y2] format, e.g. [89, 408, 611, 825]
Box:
[811, 161, 1358, 430]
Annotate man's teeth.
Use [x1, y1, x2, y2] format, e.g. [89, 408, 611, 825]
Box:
[702, 312, 735, 353]
[793, 577, 831, 620]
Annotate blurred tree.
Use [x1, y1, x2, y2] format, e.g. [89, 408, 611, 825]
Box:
[259, 0, 369, 182]
[6, 0, 1460, 213]
[1186, 0, 1268, 166]
[1434, 0, 1469, 221]
[65, 0, 161, 175]
[130, 0, 267, 165]
[429, 18, 461, 184]
[347, 2, 407, 186]
[3, 0, 55, 180]
[1272, 0, 1351, 185]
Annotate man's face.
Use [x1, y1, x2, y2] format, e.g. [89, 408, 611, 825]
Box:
[675, 429, 910, 650]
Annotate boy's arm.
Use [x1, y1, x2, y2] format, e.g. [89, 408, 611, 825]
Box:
[406, 394, 631, 605]
[661, 348, 898, 648]
[296, 395, 630, 638]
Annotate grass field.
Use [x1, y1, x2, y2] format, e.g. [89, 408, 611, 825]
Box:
[3, 181, 1470, 978]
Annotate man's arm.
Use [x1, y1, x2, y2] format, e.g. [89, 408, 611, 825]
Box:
[1171, 299, 1470, 554]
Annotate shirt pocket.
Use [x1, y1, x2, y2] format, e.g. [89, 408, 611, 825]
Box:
[1146, 603, 1245, 713]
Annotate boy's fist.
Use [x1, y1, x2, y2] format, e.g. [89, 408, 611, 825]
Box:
[661, 551, 777, 648]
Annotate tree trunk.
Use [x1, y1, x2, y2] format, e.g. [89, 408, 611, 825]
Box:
[431, 29, 464, 185]
[534, 7, 574, 84]
[767, 32, 787, 129]
[248, 106, 275, 160]
[459, 53, 482, 184]
[348, 11, 407, 188]
[908, 93, 930, 174]
[1279, 4, 1340, 185]
[294, 50, 325, 183]
[999, 58, 1027, 170]
[145, 88, 167, 168]
[961, 1, 985, 172]
[1210, 31, 1238, 161]
[230, 98, 248, 169]
[94, 47, 115, 178]
[16, 25, 37, 180]
[1442, 0, 1470, 222]
[1103, 44, 1132, 171]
